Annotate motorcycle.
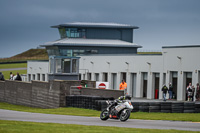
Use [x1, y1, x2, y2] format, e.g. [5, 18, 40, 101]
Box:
[100, 98, 133, 122]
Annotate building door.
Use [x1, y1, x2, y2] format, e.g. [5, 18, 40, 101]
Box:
[154, 73, 160, 99]
[103, 73, 108, 82]
[184, 72, 192, 101]
[87, 73, 91, 80]
[95, 73, 99, 81]
[111, 73, 117, 90]
[198, 71, 200, 84]
[131, 73, 137, 97]
[142, 72, 148, 98]
[121, 72, 127, 82]
[171, 72, 178, 99]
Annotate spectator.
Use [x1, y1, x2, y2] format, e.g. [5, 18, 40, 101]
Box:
[15, 72, 22, 81]
[162, 84, 168, 101]
[0, 72, 5, 81]
[196, 83, 200, 101]
[119, 79, 127, 95]
[168, 83, 173, 99]
[9, 72, 13, 80]
[13, 74, 17, 80]
[192, 85, 195, 101]
[187, 83, 193, 101]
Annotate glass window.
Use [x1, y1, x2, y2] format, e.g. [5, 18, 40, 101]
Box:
[56, 58, 62, 73]
[66, 28, 86, 38]
[72, 59, 77, 73]
[59, 28, 66, 38]
[62, 59, 71, 73]
[49, 57, 54, 74]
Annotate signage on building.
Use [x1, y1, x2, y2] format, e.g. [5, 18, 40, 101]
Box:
[96, 82, 109, 89]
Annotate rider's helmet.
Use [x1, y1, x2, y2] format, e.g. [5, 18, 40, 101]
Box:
[118, 96, 125, 100]
[125, 95, 131, 100]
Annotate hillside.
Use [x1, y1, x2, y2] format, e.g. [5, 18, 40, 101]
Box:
[0, 49, 48, 63]
[12, 49, 48, 58]
[0, 48, 162, 63]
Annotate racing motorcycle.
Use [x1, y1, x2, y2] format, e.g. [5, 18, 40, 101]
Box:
[100, 96, 133, 122]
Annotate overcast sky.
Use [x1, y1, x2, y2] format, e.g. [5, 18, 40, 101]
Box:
[0, 0, 200, 57]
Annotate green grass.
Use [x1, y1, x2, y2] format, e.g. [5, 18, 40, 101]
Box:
[130, 112, 200, 122]
[2, 70, 27, 80]
[0, 102, 100, 117]
[0, 63, 27, 69]
[1, 102, 200, 122]
[0, 120, 199, 133]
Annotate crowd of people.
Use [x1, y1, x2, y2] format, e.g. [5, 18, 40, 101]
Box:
[0, 72, 22, 81]
[162, 82, 200, 101]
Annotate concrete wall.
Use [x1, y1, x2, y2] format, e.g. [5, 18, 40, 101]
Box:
[0, 80, 121, 108]
[0, 81, 5, 102]
[0, 80, 60, 108]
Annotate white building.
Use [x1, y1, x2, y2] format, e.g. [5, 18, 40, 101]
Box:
[26, 22, 200, 101]
[78, 45, 200, 101]
[27, 60, 49, 82]
[27, 45, 200, 101]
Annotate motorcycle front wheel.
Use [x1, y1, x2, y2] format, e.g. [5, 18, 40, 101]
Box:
[100, 109, 109, 121]
[120, 109, 130, 122]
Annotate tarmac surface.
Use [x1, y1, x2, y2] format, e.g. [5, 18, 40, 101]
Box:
[0, 109, 200, 131]
[0, 67, 27, 72]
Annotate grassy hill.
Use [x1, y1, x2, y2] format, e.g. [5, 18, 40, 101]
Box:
[0, 48, 162, 63]
[12, 49, 48, 58]
[0, 49, 48, 63]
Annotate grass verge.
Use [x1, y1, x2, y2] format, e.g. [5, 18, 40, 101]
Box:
[0, 120, 199, 133]
[0, 63, 27, 69]
[0, 102, 200, 122]
[2, 70, 27, 80]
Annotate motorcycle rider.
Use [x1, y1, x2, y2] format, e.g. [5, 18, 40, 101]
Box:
[108, 95, 131, 111]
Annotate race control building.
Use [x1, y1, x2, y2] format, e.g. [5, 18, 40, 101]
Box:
[27, 22, 200, 101]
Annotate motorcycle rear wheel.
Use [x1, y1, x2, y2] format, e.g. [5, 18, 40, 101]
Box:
[100, 109, 109, 121]
[120, 109, 130, 122]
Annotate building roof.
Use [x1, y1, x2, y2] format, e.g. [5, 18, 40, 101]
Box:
[162, 44, 200, 48]
[41, 38, 142, 48]
[51, 22, 139, 29]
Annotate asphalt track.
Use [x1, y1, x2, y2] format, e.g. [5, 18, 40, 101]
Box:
[0, 67, 27, 72]
[0, 109, 200, 131]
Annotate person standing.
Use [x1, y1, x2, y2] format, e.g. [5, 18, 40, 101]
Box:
[187, 83, 193, 101]
[196, 83, 200, 101]
[15, 72, 22, 81]
[192, 85, 195, 101]
[162, 84, 168, 101]
[168, 83, 173, 99]
[0, 72, 5, 81]
[9, 72, 13, 80]
[119, 79, 127, 95]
